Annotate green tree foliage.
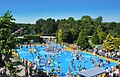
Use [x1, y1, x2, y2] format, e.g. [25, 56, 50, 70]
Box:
[6, 62, 22, 77]
[41, 18, 57, 36]
[33, 16, 120, 44]
[35, 19, 46, 33]
[92, 30, 100, 44]
[57, 19, 68, 30]
[57, 29, 62, 43]
[95, 16, 102, 24]
[14, 15, 120, 44]
[102, 22, 120, 37]
[11, 23, 33, 36]
[103, 34, 116, 51]
[114, 38, 120, 49]
[79, 15, 94, 35]
[97, 26, 107, 43]
[0, 11, 16, 58]
[0, 11, 21, 76]
[67, 17, 75, 27]
[62, 28, 73, 43]
[57, 18, 78, 43]
[26, 24, 35, 35]
[93, 16, 102, 28]
[77, 29, 90, 49]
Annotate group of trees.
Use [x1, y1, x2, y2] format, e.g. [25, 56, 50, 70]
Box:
[0, 11, 21, 77]
[34, 16, 120, 42]
[92, 26, 107, 44]
[2, 11, 120, 50]
[103, 34, 120, 51]
[14, 15, 120, 50]
[77, 29, 90, 49]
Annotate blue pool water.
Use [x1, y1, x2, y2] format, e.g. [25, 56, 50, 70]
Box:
[17, 45, 117, 76]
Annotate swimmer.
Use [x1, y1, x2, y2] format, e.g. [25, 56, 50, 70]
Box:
[48, 58, 51, 66]
[91, 58, 94, 63]
[45, 55, 47, 60]
[34, 45, 36, 49]
[79, 54, 82, 60]
[78, 65, 81, 72]
[29, 43, 32, 48]
[36, 56, 40, 66]
[34, 48, 36, 53]
[57, 66, 60, 75]
[74, 68, 76, 72]
[26, 44, 28, 49]
[21, 45, 23, 48]
[81, 57, 85, 61]
[82, 67, 86, 71]
[44, 61, 47, 67]
[29, 48, 32, 52]
[71, 59, 74, 66]
[38, 53, 40, 57]
[92, 62, 95, 68]
[67, 66, 71, 73]
[51, 60, 54, 67]
[76, 53, 79, 60]
[73, 50, 76, 54]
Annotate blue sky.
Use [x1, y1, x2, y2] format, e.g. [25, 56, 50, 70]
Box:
[0, 0, 120, 23]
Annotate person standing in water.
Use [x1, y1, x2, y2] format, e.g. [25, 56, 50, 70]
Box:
[36, 56, 40, 66]
[71, 59, 74, 67]
[76, 53, 79, 61]
[48, 58, 51, 66]
[57, 66, 60, 75]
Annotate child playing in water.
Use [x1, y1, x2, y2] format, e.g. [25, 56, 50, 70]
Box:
[36, 56, 40, 66]
[76, 53, 79, 61]
[34, 48, 36, 54]
[34, 45, 36, 49]
[78, 65, 81, 72]
[48, 58, 51, 66]
[79, 54, 82, 60]
[71, 59, 74, 66]
[56, 54, 59, 64]
[51, 60, 54, 67]
[57, 66, 60, 75]
[44, 61, 47, 67]
[92, 62, 95, 68]
[67, 66, 71, 74]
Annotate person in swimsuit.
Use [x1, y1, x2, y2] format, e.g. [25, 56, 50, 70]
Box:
[76, 53, 79, 60]
[57, 66, 60, 75]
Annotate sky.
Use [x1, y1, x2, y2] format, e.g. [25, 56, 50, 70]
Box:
[0, 0, 120, 23]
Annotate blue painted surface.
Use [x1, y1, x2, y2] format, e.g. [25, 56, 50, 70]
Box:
[17, 45, 117, 75]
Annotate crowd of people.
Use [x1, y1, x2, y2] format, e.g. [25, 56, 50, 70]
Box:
[19, 43, 63, 77]
[17, 42, 120, 77]
[105, 65, 120, 77]
[91, 47, 120, 77]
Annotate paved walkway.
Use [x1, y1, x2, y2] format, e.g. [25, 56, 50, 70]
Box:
[17, 65, 25, 76]
[6, 58, 25, 77]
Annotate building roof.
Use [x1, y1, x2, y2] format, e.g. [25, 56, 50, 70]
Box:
[40, 36, 56, 39]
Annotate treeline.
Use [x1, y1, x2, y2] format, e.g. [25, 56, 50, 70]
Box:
[15, 16, 120, 44]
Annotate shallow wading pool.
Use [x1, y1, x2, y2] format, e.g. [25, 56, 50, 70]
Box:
[17, 45, 117, 76]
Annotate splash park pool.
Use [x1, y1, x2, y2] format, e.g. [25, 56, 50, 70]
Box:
[17, 45, 117, 76]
